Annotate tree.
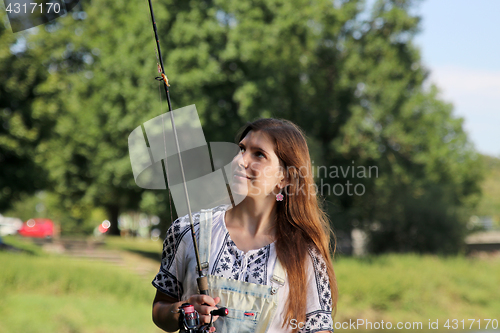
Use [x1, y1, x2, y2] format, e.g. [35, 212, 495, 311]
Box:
[23, 0, 170, 234]
[15, 0, 482, 250]
[473, 155, 500, 227]
[0, 12, 50, 212]
[321, 0, 483, 253]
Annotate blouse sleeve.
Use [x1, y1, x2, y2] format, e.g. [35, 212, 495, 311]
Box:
[151, 214, 193, 300]
[299, 246, 334, 333]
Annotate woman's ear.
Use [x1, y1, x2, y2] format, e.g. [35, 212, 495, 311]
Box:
[279, 177, 287, 188]
[279, 166, 292, 188]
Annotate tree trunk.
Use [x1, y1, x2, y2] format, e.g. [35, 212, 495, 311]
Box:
[106, 205, 121, 236]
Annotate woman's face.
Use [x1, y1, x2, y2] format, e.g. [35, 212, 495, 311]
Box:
[231, 130, 285, 200]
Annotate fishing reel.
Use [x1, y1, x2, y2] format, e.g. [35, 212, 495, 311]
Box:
[178, 303, 229, 333]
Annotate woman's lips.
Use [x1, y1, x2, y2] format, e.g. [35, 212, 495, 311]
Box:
[234, 172, 250, 179]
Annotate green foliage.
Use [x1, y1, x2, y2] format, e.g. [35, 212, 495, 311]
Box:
[4, 191, 107, 234]
[1, 0, 484, 251]
[0, 12, 50, 211]
[473, 155, 500, 225]
[318, 1, 482, 253]
[16, 1, 166, 233]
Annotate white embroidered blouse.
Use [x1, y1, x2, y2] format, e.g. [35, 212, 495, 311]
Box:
[152, 205, 333, 333]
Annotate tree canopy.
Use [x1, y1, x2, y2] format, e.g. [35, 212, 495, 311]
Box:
[0, 0, 484, 252]
[0, 18, 50, 211]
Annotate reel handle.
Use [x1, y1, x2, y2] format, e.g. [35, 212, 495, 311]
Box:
[210, 308, 228, 317]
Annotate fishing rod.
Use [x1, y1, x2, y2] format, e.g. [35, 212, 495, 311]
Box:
[146, 0, 208, 296]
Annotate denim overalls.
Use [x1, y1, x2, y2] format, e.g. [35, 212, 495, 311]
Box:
[199, 209, 286, 333]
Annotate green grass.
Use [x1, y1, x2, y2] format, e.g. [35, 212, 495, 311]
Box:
[0, 293, 157, 333]
[0, 253, 152, 301]
[1, 235, 45, 255]
[0, 251, 161, 333]
[334, 254, 500, 324]
[104, 235, 162, 255]
[2, 237, 500, 332]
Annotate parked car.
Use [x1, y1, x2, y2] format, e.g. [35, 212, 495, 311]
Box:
[18, 218, 55, 238]
[0, 215, 23, 236]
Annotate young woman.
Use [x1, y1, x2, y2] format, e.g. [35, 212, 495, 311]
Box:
[152, 118, 337, 333]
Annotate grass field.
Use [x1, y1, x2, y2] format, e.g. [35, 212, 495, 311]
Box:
[334, 253, 500, 326]
[1, 236, 499, 332]
[0, 246, 161, 333]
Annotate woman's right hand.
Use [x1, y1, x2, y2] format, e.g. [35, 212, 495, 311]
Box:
[152, 291, 222, 332]
[187, 294, 222, 324]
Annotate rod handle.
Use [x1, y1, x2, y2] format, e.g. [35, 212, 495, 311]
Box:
[197, 276, 209, 295]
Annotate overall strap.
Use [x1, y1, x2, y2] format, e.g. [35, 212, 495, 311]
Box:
[270, 258, 286, 295]
[199, 209, 213, 275]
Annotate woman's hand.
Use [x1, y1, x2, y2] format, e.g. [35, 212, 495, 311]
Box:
[187, 294, 222, 324]
[152, 291, 222, 332]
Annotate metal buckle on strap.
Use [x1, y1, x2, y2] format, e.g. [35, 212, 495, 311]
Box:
[270, 276, 285, 295]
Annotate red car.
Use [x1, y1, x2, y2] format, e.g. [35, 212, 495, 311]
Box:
[18, 218, 55, 238]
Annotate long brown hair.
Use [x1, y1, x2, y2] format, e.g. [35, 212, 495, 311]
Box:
[237, 118, 337, 330]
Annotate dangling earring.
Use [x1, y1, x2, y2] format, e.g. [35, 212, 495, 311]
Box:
[276, 187, 284, 202]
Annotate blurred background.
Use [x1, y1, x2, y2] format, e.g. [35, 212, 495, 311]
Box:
[1, 0, 499, 332]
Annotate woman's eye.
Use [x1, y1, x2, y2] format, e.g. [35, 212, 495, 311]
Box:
[239, 146, 245, 153]
[256, 152, 265, 158]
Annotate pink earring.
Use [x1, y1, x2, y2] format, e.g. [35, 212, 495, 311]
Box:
[276, 187, 284, 201]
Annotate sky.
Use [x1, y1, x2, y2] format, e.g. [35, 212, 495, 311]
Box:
[413, 0, 500, 157]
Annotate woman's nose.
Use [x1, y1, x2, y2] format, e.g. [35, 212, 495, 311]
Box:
[233, 151, 248, 169]
[239, 151, 250, 168]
